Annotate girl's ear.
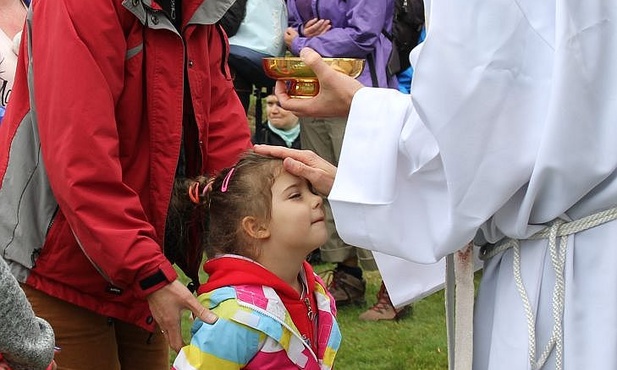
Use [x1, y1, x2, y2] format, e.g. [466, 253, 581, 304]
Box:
[241, 216, 271, 240]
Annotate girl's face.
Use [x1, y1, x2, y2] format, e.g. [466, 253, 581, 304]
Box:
[267, 170, 327, 254]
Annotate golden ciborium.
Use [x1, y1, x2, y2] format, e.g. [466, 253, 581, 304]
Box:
[262, 57, 365, 98]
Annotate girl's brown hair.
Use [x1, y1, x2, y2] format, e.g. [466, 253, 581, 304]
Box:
[165, 151, 283, 269]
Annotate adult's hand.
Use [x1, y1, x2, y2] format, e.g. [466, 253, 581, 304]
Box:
[253, 145, 337, 196]
[303, 18, 331, 37]
[276, 47, 364, 118]
[147, 280, 217, 352]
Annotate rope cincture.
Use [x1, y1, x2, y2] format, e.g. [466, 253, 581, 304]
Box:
[480, 207, 617, 370]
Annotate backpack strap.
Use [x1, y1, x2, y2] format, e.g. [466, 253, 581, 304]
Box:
[382, 29, 393, 41]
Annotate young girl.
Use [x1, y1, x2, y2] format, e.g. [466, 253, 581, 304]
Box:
[171, 152, 341, 370]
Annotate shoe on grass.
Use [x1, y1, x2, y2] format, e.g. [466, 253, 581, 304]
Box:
[359, 282, 412, 321]
[321, 269, 366, 306]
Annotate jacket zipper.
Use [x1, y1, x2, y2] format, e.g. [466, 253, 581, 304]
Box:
[31, 206, 60, 267]
[44, 206, 59, 236]
[71, 230, 114, 284]
[303, 295, 318, 351]
[304, 296, 316, 322]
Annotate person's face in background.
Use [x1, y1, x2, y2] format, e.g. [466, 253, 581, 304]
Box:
[266, 95, 299, 131]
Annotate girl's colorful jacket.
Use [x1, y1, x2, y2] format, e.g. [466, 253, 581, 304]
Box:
[173, 256, 341, 369]
[0, 0, 251, 332]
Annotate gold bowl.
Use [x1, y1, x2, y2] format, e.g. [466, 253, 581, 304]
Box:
[262, 57, 365, 98]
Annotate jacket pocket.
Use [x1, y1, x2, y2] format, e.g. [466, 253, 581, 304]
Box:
[216, 24, 233, 81]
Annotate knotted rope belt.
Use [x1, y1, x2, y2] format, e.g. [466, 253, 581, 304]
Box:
[476, 207, 617, 370]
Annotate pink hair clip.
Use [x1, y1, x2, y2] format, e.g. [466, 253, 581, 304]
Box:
[221, 167, 236, 193]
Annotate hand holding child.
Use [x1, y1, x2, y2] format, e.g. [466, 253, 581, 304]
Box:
[147, 280, 217, 351]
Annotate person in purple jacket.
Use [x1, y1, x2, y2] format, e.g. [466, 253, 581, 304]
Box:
[283, 0, 410, 321]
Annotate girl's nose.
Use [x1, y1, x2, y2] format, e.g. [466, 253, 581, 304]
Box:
[312, 193, 323, 208]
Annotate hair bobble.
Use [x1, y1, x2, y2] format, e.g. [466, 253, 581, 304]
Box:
[203, 179, 214, 197]
[188, 182, 201, 204]
[189, 179, 215, 205]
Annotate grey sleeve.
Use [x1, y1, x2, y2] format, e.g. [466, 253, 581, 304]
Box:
[0, 257, 55, 370]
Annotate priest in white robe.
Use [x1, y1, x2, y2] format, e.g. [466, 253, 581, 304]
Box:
[256, 0, 617, 369]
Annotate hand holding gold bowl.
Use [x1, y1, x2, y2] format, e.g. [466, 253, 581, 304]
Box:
[262, 57, 365, 98]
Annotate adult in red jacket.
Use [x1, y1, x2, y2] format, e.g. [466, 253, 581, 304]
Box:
[0, 0, 252, 369]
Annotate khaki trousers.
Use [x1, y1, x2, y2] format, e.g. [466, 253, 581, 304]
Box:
[300, 117, 377, 271]
[22, 285, 169, 370]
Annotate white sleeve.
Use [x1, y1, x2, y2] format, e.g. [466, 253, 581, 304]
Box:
[329, 87, 467, 263]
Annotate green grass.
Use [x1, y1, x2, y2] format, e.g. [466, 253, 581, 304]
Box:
[171, 264, 451, 369]
[321, 269, 448, 370]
